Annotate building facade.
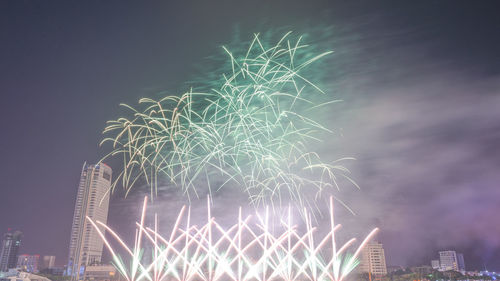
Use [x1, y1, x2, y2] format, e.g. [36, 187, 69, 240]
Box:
[84, 265, 116, 281]
[359, 241, 388, 276]
[17, 255, 39, 273]
[0, 231, 22, 272]
[411, 265, 433, 275]
[66, 163, 112, 281]
[439, 250, 459, 271]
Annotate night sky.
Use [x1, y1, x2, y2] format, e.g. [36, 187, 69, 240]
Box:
[1, 0, 499, 271]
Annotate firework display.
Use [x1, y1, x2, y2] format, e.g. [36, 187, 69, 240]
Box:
[102, 32, 356, 210]
[88, 197, 378, 281]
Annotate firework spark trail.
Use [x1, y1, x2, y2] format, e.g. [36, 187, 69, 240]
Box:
[101, 32, 357, 211]
[88, 196, 378, 281]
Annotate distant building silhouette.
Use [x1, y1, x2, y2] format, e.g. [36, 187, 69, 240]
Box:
[66, 163, 112, 281]
[0, 231, 22, 272]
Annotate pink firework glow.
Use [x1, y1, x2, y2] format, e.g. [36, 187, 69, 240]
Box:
[87, 197, 378, 281]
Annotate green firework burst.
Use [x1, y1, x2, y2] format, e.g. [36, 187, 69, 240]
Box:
[101, 32, 357, 211]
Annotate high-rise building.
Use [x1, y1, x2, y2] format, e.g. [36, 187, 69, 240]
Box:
[359, 241, 388, 277]
[17, 254, 39, 273]
[0, 231, 22, 272]
[40, 255, 55, 271]
[439, 250, 459, 271]
[66, 163, 112, 281]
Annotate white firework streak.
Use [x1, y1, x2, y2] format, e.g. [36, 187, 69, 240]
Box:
[87, 197, 378, 281]
[100, 32, 358, 212]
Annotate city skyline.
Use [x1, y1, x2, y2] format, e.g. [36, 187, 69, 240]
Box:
[0, 0, 499, 273]
[0, 223, 486, 274]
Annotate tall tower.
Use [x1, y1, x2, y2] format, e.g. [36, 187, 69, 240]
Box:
[66, 163, 112, 281]
[0, 231, 22, 272]
[359, 241, 388, 277]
